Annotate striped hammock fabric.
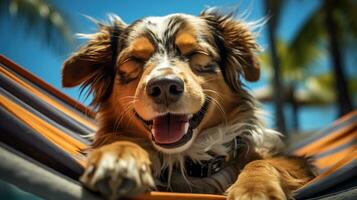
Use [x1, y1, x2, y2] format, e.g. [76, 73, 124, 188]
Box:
[0, 54, 356, 200]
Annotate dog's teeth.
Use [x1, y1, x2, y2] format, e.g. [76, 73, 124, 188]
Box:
[184, 122, 189, 134]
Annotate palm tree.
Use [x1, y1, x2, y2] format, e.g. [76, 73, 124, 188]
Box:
[261, 0, 356, 133]
[306, 73, 357, 106]
[264, 0, 287, 135]
[258, 43, 356, 132]
[323, 0, 354, 115]
[288, 0, 356, 116]
[258, 40, 325, 131]
[0, 0, 74, 52]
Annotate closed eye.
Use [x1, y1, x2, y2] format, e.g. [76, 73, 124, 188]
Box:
[185, 50, 210, 59]
[188, 51, 218, 74]
[194, 63, 218, 73]
[119, 56, 145, 65]
[117, 57, 144, 84]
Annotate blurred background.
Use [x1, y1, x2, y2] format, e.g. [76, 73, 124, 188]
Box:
[0, 0, 356, 199]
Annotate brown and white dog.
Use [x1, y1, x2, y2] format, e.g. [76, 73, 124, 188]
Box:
[62, 10, 315, 200]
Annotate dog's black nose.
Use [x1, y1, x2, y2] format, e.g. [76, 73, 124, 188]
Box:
[146, 76, 184, 105]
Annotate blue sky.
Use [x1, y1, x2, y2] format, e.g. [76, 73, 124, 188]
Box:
[1, 0, 346, 131]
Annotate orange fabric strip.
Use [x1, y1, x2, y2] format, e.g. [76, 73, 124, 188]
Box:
[129, 191, 226, 200]
[294, 124, 356, 156]
[333, 110, 357, 125]
[1, 66, 97, 131]
[301, 148, 357, 187]
[0, 55, 95, 118]
[0, 94, 86, 165]
[314, 145, 357, 169]
[311, 129, 356, 156]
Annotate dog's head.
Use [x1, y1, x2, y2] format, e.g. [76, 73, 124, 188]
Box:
[62, 11, 260, 154]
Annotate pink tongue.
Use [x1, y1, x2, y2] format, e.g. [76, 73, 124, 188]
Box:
[152, 114, 189, 144]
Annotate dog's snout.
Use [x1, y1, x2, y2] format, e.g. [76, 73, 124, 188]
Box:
[146, 76, 184, 105]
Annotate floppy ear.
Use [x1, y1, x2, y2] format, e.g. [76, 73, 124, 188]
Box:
[201, 10, 260, 92]
[62, 16, 126, 104]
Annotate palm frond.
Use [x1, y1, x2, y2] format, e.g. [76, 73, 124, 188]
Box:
[259, 38, 323, 81]
[335, 0, 357, 48]
[306, 72, 357, 103]
[288, 7, 326, 69]
[0, 0, 74, 53]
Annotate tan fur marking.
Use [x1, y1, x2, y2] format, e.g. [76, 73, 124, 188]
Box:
[130, 37, 155, 59]
[175, 33, 198, 55]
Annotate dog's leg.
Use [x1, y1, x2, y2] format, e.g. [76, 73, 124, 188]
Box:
[226, 156, 315, 200]
[80, 141, 154, 200]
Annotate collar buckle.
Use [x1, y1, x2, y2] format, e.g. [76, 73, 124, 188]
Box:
[185, 155, 226, 177]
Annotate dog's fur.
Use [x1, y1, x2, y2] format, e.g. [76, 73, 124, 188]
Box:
[62, 10, 316, 200]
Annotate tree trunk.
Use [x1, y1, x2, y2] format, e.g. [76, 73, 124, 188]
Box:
[289, 83, 299, 132]
[324, 0, 353, 116]
[264, 0, 287, 135]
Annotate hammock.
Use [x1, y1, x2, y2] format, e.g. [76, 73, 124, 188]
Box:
[0, 54, 356, 200]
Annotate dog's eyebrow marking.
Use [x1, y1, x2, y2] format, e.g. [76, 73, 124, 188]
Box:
[130, 37, 155, 60]
[175, 32, 198, 55]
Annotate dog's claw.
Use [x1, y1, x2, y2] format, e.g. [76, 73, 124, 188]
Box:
[96, 177, 111, 196]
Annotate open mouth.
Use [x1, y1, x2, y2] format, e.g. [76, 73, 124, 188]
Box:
[136, 101, 209, 149]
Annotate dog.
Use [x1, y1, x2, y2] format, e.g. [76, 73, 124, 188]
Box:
[62, 9, 316, 200]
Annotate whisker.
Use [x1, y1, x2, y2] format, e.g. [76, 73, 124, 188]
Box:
[124, 99, 139, 127]
[122, 99, 138, 120]
[112, 98, 137, 132]
[202, 77, 218, 83]
[115, 101, 136, 129]
[203, 89, 226, 119]
[205, 95, 228, 124]
[118, 96, 137, 101]
[203, 89, 224, 101]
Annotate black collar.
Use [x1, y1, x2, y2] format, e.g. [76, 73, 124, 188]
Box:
[160, 136, 244, 180]
[185, 136, 244, 177]
[185, 155, 226, 177]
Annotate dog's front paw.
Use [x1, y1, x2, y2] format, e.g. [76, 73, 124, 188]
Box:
[226, 159, 288, 200]
[80, 141, 154, 200]
[226, 181, 286, 200]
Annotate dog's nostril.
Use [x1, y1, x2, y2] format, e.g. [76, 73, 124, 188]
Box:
[150, 86, 161, 97]
[169, 84, 183, 95]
